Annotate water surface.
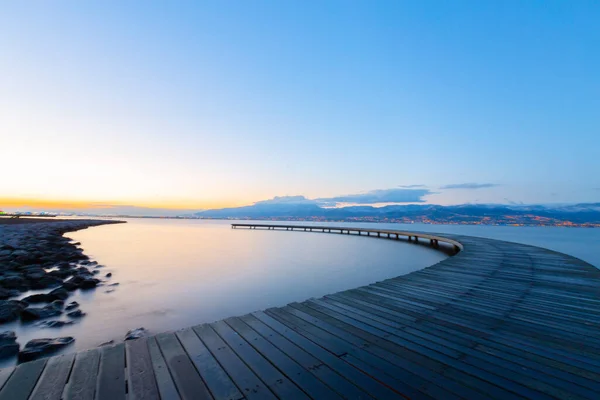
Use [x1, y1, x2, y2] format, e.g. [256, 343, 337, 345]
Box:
[2, 219, 445, 366]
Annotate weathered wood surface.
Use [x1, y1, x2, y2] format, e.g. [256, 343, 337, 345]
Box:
[1, 225, 599, 399]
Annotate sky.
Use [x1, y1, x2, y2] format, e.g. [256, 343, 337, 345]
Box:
[1, 1, 599, 214]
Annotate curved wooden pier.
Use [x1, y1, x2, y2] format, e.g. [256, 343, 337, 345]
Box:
[1, 224, 599, 399]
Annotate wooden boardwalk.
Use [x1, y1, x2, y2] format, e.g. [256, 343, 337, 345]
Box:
[1, 224, 599, 399]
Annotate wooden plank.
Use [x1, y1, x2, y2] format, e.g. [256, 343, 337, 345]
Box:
[29, 354, 75, 400]
[147, 336, 180, 400]
[283, 304, 524, 400]
[155, 332, 212, 400]
[126, 338, 160, 400]
[176, 327, 243, 400]
[64, 348, 101, 400]
[249, 311, 403, 399]
[193, 324, 276, 400]
[96, 343, 126, 400]
[0, 358, 46, 400]
[225, 317, 350, 399]
[210, 320, 310, 399]
[0, 368, 14, 392]
[266, 307, 470, 400]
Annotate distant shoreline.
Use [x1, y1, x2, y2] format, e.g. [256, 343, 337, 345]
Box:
[29, 215, 599, 228]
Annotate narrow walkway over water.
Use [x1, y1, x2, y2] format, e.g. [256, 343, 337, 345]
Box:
[1, 224, 599, 399]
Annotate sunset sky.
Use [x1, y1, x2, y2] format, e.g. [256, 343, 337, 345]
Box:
[1, 1, 598, 213]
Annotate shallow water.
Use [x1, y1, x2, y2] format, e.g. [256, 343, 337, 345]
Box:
[3, 219, 597, 367]
[2, 219, 446, 367]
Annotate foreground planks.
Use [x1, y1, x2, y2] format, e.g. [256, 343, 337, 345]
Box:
[0, 228, 599, 399]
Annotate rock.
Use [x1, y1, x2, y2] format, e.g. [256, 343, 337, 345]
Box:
[71, 242, 81, 246]
[49, 287, 69, 300]
[62, 282, 79, 291]
[94, 264, 105, 269]
[20, 304, 63, 321]
[92, 270, 100, 275]
[80, 278, 100, 289]
[76, 266, 91, 275]
[22, 293, 54, 303]
[18, 337, 74, 362]
[0, 331, 19, 359]
[30, 276, 63, 290]
[65, 301, 79, 311]
[67, 310, 86, 318]
[106, 273, 112, 278]
[125, 328, 148, 341]
[0, 288, 20, 300]
[107, 282, 119, 287]
[47, 269, 74, 279]
[99, 340, 114, 347]
[51, 300, 64, 309]
[0, 300, 28, 323]
[0, 275, 28, 290]
[36, 320, 74, 328]
[105, 289, 115, 293]
[23, 268, 46, 280]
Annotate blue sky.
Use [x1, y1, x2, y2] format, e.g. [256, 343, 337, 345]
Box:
[1, 1, 598, 212]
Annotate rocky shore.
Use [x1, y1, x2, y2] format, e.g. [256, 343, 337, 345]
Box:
[0, 218, 125, 362]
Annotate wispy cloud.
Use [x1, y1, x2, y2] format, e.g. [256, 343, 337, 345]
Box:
[317, 188, 431, 204]
[441, 183, 500, 190]
[398, 184, 426, 188]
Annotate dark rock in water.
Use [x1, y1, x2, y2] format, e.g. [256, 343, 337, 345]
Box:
[23, 268, 46, 281]
[65, 275, 83, 284]
[107, 282, 119, 287]
[30, 276, 63, 290]
[99, 340, 114, 347]
[94, 264, 105, 269]
[20, 303, 63, 321]
[65, 301, 79, 311]
[0, 331, 16, 342]
[47, 268, 74, 279]
[0, 331, 19, 359]
[125, 327, 148, 341]
[92, 270, 100, 275]
[62, 282, 78, 291]
[0, 300, 28, 323]
[49, 287, 69, 300]
[80, 260, 91, 265]
[67, 310, 86, 318]
[22, 293, 54, 304]
[0, 275, 29, 290]
[76, 266, 91, 275]
[51, 300, 64, 309]
[36, 320, 73, 328]
[0, 288, 20, 300]
[79, 278, 100, 289]
[18, 337, 74, 362]
[71, 242, 81, 246]
[105, 289, 115, 293]
[106, 272, 112, 278]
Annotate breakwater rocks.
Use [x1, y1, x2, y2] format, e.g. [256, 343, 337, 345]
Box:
[0, 219, 124, 361]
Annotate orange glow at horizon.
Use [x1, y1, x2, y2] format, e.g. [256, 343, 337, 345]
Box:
[0, 197, 247, 211]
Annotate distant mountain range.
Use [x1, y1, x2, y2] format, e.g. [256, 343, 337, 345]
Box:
[194, 203, 600, 226]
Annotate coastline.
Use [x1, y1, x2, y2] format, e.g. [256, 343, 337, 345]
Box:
[0, 218, 125, 362]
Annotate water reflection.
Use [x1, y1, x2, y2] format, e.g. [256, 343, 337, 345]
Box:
[1, 219, 446, 367]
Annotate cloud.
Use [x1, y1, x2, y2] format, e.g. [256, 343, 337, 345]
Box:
[317, 188, 431, 204]
[441, 183, 500, 190]
[398, 184, 426, 188]
[254, 196, 316, 205]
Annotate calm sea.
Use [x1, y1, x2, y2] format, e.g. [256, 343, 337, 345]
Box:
[2, 219, 597, 367]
